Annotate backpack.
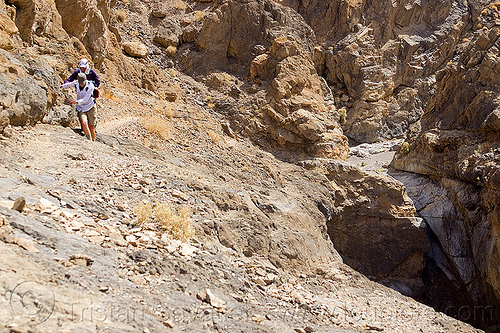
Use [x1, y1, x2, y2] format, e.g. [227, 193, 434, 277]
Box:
[93, 87, 99, 99]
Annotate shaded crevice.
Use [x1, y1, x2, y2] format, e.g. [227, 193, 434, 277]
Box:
[392, 169, 500, 332]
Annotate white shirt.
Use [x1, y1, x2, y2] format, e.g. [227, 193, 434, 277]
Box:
[61, 80, 95, 112]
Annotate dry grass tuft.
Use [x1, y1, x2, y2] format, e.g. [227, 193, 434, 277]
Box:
[135, 201, 153, 223]
[135, 201, 194, 242]
[141, 116, 172, 140]
[155, 203, 193, 242]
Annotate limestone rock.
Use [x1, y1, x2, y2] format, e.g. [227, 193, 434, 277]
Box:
[123, 41, 148, 58]
[11, 197, 25, 212]
[56, 0, 112, 61]
[154, 21, 181, 48]
[0, 11, 18, 50]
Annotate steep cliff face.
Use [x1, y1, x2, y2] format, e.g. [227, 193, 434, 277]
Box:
[283, 0, 470, 143]
[393, 1, 500, 329]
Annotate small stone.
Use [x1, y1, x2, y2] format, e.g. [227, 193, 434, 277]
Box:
[252, 314, 264, 323]
[69, 254, 94, 266]
[99, 285, 110, 292]
[196, 290, 208, 302]
[305, 326, 316, 333]
[206, 289, 226, 313]
[253, 276, 267, 287]
[12, 196, 25, 212]
[171, 189, 189, 201]
[163, 319, 175, 328]
[109, 231, 128, 247]
[179, 243, 197, 257]
[294, 329, 306, 333]
[13, 236, 39, 253]
[126, 235, 138, 246]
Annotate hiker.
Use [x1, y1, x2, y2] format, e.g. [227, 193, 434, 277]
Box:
[61, 73, 97, 141]
[64, 58, 100, 88]
[64, 58, 100, 134]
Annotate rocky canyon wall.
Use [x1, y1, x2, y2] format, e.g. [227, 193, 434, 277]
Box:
[392, 1, 500, 329]
[1, 0, 500, 330]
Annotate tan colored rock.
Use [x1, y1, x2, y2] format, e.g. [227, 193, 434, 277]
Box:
[56, 0, 110, 61]
[250, 54, 269, 78]
[0, 12, 18, 50]
[123, 41, 148, 58]
[13, 236, 39, 253]
[392, 16, 500, 319]
[11, 197, 25, 212]
[8, 0, 67, 43]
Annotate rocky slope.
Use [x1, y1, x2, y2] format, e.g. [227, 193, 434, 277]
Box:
[0, 93, 478, 333]
[0, 0, 499, 332]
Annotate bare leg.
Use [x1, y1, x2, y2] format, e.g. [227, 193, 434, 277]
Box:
[89, 125, 96, 141]
[81, 114, 91, 140]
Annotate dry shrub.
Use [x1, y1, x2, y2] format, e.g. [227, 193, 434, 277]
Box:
[155, 203, 193, 242]
[141, 116, 172, 140]
[207, 102, 215, 109]
[136, 201, 194, 242]
[135, 201, 153, 223]
[168, 68, 177, 77]
[116, 9, 126, 24]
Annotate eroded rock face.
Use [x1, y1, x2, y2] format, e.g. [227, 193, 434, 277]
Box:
[299, 159, 428, 297]
[282, 0, 469, 143]
[194, 0, 316, 76]
[392, 3, 500, 329]
[55, 0, 115, 61]
[0, 51, 59, 127]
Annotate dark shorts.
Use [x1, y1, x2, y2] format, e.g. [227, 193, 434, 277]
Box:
[77, 106, 97, 127]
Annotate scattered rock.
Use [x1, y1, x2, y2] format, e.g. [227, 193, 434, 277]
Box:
[69, 254, 94, 266]
[12, 236, 39, 253]
[123, 41, 148, 58]
[11, 196, 25, 212]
